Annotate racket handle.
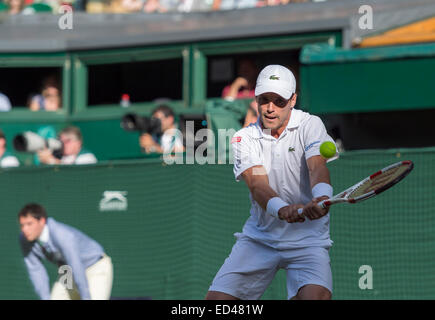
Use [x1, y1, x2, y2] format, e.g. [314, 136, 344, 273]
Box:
[297, 200, 328, 215]
[318, 200, 327, 209]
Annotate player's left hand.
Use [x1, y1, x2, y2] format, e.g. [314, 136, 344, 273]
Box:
[301, 196, 330, 220]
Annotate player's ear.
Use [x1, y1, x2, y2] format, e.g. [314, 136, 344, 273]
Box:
[290, 93, 297, 107]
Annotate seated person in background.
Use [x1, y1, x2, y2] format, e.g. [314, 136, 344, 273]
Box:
[0, 129, 19, 168]
[0, 92, 12, 112]
[102, 0, 142, 13]
[139, 105, 184, 154]
[4, 0, 25, 14]
[222, 58, 257, 101]
[117, 0, 143, 12]
[212, 0, 256, 11]
[143, 0, 167, 12]
[221, 58, 259, 127]
[29, 75, 61, 112]
[38, 126, 97, 165]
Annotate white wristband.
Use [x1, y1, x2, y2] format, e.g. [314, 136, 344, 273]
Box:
[312, 183, 333, 199]
[266, 197, 288, 218]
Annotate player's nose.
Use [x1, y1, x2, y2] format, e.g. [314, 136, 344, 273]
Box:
[266, 102, 275, 112]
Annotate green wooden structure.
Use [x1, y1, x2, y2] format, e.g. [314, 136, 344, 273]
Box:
[1, 0, 435, 162]
[1, 0, 435, 301]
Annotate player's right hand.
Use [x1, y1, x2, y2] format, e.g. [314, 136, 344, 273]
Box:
[278, 205, 305, 223]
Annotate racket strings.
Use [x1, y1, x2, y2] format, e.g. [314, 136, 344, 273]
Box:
[351, 164, 410, 198]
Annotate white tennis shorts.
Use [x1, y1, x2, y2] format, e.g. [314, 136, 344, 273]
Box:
[209, 234, 332, 300]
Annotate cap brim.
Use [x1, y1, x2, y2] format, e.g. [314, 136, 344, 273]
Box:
[255, 84, 292, 100]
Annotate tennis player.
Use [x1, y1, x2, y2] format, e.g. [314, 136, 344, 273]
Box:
[206, 65, 338, 300]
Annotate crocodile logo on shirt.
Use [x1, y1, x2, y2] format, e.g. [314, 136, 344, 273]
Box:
[269, 75, 280, 80]
[288, 147, 295, 152]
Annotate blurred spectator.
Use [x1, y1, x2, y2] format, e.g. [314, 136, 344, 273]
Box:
[4, 0, 25, 14]
[222, 58, 259, 127]
[143, 0, 167, 13]
[212, 0, 256, 10]
[72, 0, 86, 11]
[89, 0, 308, 12]
[29, 75, 61, 112]
[0, 92, 12, 112]
[89, 0, 169, 13]
[38, 126, 97, 165]
[99, 0, 138, 13]
[213, 0, 307, 10]
[32, 125, 58, 165]
[40, 0, 60, 12]
[118, 0, 143, 12]
[0, 129, 20, 168]
[139, 105, 184, 154]
[177, 0, 211, 12]
[257, 0, 308, 6]
[21, 2, 54, 14]
[222, 58, 257, 101]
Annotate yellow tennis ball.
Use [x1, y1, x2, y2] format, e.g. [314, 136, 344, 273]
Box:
[319, 141, 336, 159]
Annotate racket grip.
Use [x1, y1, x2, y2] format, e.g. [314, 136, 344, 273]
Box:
[318, 200, 327, 209]
[297, 200, 328, 215]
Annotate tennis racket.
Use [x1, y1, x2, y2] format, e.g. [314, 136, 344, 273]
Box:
[297, 160, 414, 215]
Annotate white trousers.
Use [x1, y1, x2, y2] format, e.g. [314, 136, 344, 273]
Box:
[51, 254, 113, 300]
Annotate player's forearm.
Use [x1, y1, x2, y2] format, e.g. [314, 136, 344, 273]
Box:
[309, 166, 330, 189]
[307, 158, 333, 200]
[307, 156, 330, 188]
[250, 183, 279, 211]
[242, 166, 284, 216]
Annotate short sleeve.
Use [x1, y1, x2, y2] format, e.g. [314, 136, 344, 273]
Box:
[162, 129, 184, 153]
[302, 116, 339, 163]
[231, 130, 263, 181]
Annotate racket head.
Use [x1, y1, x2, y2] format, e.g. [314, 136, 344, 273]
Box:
[347, 160, 414, 203]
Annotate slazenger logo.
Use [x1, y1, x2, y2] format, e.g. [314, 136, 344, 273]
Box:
[99, 191, 128, 212]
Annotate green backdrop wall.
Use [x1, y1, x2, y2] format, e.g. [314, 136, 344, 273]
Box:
[0, 147, 432, 299]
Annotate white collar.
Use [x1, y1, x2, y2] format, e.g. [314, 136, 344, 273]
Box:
[287, 108, 302, 129]
[38, 224, 50, 244]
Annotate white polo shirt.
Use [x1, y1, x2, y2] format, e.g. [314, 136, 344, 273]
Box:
[160, 128, 184, 154]
[231, 108, 338, 249]
[61, 151, 97, 165]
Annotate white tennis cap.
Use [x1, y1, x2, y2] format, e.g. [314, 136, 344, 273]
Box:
[254, 65, 296, 99]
